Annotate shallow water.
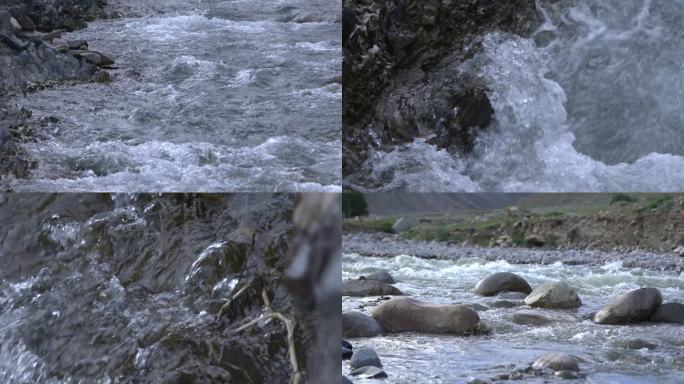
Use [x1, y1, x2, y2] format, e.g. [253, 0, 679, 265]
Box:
[343, 252, 684, 383]
[10, 0, 340, 192]
[0, 194, 304, 383]
[358, 0, 684, 192]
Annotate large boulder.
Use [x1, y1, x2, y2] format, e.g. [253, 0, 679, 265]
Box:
[532, 352, 579, 372]
[371, 297, 481, 334]
[342, 311, 384, 337]
[342, 279, 404, 297]
[594, 288, 662, 325]
[650, 302, 684, 324]
[349, 347, 382, 369]
[361, 270, 396, 284]
[474, 272, 532, 296]
[524, 282, 582, 309]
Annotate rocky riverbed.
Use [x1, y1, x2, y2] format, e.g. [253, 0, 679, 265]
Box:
[342, 249, 684, 383]
[344, 232, 684, 273]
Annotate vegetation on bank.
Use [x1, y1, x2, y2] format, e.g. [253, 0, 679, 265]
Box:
[343, 194, 684, 252]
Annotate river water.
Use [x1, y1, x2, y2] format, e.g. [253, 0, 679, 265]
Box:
[343, 252, 684, 383]
[9, 0, 341, 192]
[0, 193, 315, 383]
[359, 0, 684, 192]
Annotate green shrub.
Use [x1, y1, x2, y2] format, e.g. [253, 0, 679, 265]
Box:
[639, 195, 673, 212]
[610, 194, 636, 205]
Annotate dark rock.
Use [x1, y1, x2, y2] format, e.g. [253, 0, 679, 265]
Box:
[524, 282, 582, 309]
[342, 279, 404, 297]
[349, 366, 387, 379]
[594, 288, 662, 324]
[342, 340, 353, 350]
[70, 50, 114, 67]
[350, 347, 382, 369]
[343, 311, 384, 338]
[342, 376, 353, 384]
[532, 352, 579, 372]
[342, 346, 353, 360]
[342, 0, 543, 187]
[650, 302, 684, 324]
[361, 270, 396, 284]
[17, 15, 35, 31]
[474, 272, 532, 296]
[371, 296, 481, 334]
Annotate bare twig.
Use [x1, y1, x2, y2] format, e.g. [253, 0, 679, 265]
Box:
[232, 288, 301, 384]
[216, 283, 251, 321]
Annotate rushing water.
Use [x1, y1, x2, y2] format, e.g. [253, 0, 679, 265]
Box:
[359, 0, 684, 192]
[9, 0, 340, 192]
[343, 252, 684, 383]
[0, 193, 315, 383]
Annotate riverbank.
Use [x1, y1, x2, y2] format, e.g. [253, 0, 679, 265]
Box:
[344, 194, 684, 262]
[0, 0, 118, 186]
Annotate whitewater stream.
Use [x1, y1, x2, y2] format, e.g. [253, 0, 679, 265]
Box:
[343, 252, 684, 383]
[361, 0, 684, 192]
[9, 0, 340, 192]
[0, 193, 310, 383]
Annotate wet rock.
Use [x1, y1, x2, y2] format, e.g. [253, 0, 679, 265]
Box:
[342, 376, 353, 384]
[371, 297, 481, 334]
[70, 50, 114, 67]
[467, 379, 492, 384]
[532, 352, 579, 372]
[525, 235, 545, 247]
[342, 279, 404, 297]
[350, 347, 382, 369]
[51, 38, 69, 52]
[342, 339, 353, 350]
[0, 33, 29, 50]
[361, 270, 396, 284]
[342, 311, 384, 338]
[470, 303, 490, 311]
[349, 366, 387, 379]
[392, 216, 418, 233]
[511, 309, 576, 326]
[594, 288, 662, 324]
[524, 282, 582, 309]
[650, 302, 684, 324]
[474, 272, 532, 296]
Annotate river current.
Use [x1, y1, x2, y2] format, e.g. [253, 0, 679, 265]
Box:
[343, 252, 684, 383]
[9, 0, 341, 192]
[358, 0, 684, 192]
